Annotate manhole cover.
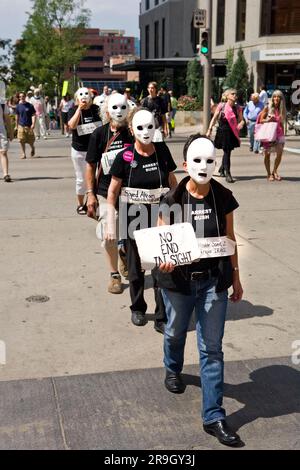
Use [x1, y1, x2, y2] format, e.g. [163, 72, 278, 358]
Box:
[26, 295, 50, 303]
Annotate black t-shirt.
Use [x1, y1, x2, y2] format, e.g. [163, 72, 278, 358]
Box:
[141, 96, 168, 127]
[68, 104, 101, 152]
[86, 123, 133, 197]
[110, 142, 177, 235]
[160, 180, 239, 272]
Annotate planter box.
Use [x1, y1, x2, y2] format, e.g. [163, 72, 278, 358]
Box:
[175, 110, 203, 127]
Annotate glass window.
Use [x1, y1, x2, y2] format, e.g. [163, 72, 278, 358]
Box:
[162, 18, 165, 58]
[154, 20, 159, 58]
[216, 0, 225, 45]
[261, 0, 300, 35]
[145, 25, 150, 59]
[155, 0, 159, 5]
[236, 0, 247, 41]
[146, 0, 150, 10]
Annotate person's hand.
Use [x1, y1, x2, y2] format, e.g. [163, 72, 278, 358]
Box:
[79, 101, 88, 110]
[104, 225, 116, 242]
[159, 262, 175, 273]
[206, 128, 212, 138]
[31, 124, 35, 130]
[237, 122, 244, 131]
[229, 278, 243, 303]
[86, 193, 98, 219]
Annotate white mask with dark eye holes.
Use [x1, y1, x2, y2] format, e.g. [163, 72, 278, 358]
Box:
[132, 110, 155, 144]
[108, 93, 128, 122]
[186, 138, 216, 185]
[76, 87, 91, 104]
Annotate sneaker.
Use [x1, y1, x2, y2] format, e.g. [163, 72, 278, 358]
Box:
[65, 133, 69, 138]
[118, 249, 128, 279]
[20, 154, 26, 159]
[43, 136, 47, 140]
[131, 311, 148, 326]
[3, 175, 11, 182]
[108, 274, 123, 294]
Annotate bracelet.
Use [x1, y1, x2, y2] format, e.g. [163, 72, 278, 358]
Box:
[232, 267, 239, 272]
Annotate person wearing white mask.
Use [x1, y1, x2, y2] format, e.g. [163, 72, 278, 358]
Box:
[106, 109, 177, 331]
[156, 134, 243, 447]
[68, 87, 101, 215]
[85, 93, 133, 295]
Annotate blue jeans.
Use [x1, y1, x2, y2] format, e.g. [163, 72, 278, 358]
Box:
[162, 279, 228, 424]
[248, 121, 260, 151]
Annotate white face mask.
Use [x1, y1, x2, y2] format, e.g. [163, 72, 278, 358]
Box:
[76, 87, 91, 104]
[93, 95, 106, 109]
[132, 110, 155, 144]
[186, 138, 216, 185]
[108, 93, 128, 123]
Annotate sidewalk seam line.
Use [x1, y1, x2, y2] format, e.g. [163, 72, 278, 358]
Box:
[51, 377, 70, 450]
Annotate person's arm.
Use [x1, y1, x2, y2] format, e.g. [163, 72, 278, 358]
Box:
[68, 102, 86, 129]
[15, 108, 19, 128]
[168, 171, 177, 189]
[237, 107, 244, 131]
[162, 113, 168, 137]
[259, 106, 269, 123]
[106, 176, 122, 240]
[31, 111, 36, 129]
[225, 211, 243, 302]
[85, 162, 98, 219]
[4, 112, 13, 140]
[206, 105, 221, 137]
[243, 105, 249, 123]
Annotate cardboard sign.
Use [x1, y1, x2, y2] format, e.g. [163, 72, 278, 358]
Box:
[121, 187, 169, 205]
[77, 121, 102, 136]
[62, 81, 69, 97]
[197, 236, 236, 258]
[101, 148, 125, 175]
[134, 223, 200, 270]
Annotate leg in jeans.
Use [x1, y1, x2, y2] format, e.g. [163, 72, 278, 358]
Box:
[162, 288, 196, 373]
[194, 279, 228, 424]
[248, 122, 255, 149]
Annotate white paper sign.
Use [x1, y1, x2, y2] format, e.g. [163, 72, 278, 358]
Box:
[197, 236, 236, 258]
[134, 223, 200, 270]
[77, 121, 102, 136]
[101, 148, 126, 175]
[121, 187, 169, 205]
[153, 129, 163, 142]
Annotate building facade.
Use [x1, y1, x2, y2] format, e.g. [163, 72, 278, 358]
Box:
[139, 0, 300, 102]
[99, 29, 136, 69]
[212, 0, 300, 99]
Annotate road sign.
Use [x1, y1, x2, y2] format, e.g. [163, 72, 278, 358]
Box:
[194, 9, 206, 29]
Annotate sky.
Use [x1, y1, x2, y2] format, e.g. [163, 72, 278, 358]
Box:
[0, 0, 140, 42]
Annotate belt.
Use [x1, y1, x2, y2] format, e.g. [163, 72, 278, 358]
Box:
[190, 267, 219, 281]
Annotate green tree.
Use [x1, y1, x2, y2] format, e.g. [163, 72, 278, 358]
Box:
[224, 46, 250, 103]
[0, 39, 12, 84]
[186, 59, 203, 104]
[223, 47, 234, 89]
[11, 0, 90, 96]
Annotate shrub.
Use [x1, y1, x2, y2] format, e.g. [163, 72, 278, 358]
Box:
[177, 95, 202, 111]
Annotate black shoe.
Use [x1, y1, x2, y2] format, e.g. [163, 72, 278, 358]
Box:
[203, 419, 242, 447]
[218, 166, 225, 177]
[249, 147, 253, 152]
[164, 370, 186, 394]
[131, 311, 148, 326]
[154, 321, 166, 334]
[254, 150, 259, 154]
[225, 173, 234, 183]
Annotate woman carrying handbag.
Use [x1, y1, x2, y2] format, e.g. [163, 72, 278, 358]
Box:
[258, 90, 286, 181]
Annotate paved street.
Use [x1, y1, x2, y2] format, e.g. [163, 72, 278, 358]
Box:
[0, 129, 300, 450]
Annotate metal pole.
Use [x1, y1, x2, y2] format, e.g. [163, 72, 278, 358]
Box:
[199, 0, 212, 133]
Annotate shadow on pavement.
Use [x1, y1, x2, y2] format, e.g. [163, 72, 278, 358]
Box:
[236, 175, 300, 182]
[183, 364, 300, 433]
[227, 299, 273, 321]
[14, 177, 64, 181]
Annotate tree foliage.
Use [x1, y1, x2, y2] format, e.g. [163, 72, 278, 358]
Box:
[11, 0, 91, 96]
[0, 39, 12, 83]
[224, 46, 250, 103]
[186, 59, 203, 105]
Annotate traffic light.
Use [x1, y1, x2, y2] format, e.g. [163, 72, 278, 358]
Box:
[200, 31, 209, 56]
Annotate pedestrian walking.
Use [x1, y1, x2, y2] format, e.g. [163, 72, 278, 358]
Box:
[0, 101, 13, 182]
[156, 134, 243, 447]
[15, 92, 36, 159]
[207, 89, 244, 183]
[68, 87, 102, 215]
[258, 90, 286, 181]
[141, 82, 169, 141]
[243, 93, 264, 153]
[31, 88, 47, 140]
[59, 94, 74, 137]
[106, 109, 177, 331]
[85, 93, 133, 295]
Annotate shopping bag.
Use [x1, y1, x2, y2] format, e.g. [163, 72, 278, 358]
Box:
[254, 122, 278, 142]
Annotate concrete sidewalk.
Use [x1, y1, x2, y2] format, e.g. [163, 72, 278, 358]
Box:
[0, 130, 299, 449]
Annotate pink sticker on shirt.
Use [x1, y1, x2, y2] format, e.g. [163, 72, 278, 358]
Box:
[123, 150, 134, 162]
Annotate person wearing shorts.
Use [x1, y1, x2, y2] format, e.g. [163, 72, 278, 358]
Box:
[0, 102, 13, 182]
[15, 92, 36, 159]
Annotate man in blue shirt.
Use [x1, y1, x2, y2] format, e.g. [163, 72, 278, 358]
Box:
[243, 93, 264, 153]
[16, 92, 36, 159]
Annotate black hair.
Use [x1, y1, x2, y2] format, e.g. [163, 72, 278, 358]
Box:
[183, 134, 214, 161]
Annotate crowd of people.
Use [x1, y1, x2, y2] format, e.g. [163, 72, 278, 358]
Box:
[0, 80, 293, 447]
